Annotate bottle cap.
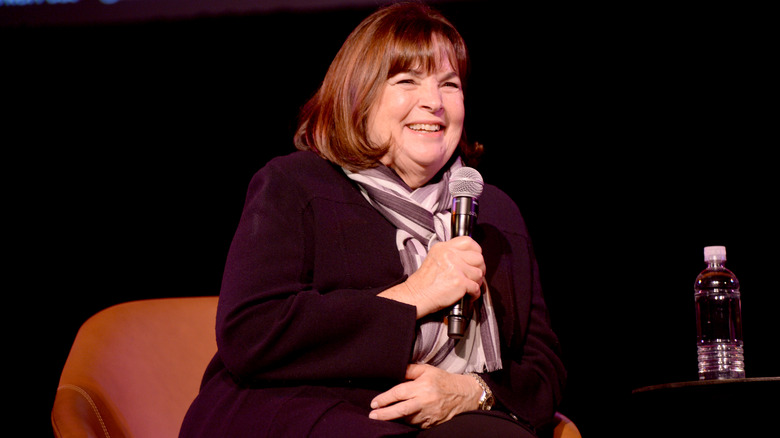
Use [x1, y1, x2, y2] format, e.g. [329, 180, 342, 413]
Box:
[704, 246, 727, 262]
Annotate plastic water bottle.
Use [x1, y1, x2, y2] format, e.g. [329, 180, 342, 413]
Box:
[694, 245, 745, 380]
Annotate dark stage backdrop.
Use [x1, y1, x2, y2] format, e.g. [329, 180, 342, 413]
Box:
[5, 2, 775, 436]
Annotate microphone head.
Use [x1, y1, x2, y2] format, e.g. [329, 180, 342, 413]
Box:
[449, 167, 484, 198]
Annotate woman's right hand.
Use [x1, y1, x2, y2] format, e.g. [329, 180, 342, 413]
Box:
[378, 236, 486, 319]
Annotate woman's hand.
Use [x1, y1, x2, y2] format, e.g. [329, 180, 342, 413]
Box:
[378, 236, 486, 319]
[368, 364, 482, 429]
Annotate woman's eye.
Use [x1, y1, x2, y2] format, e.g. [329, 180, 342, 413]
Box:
[443, 81, 460, 89]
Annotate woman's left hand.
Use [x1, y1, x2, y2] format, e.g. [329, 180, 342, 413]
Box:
[368, 364, 482, 429]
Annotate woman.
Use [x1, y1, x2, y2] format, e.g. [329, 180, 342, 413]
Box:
[180, 3, 565, 437]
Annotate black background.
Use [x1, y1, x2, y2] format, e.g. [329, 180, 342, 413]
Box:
[5, 1, 777, 436]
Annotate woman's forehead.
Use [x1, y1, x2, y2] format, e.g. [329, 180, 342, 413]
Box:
[388, 38, 461, 76]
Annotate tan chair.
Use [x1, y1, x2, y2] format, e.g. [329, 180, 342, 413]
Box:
[552, 411, 581, 438]
[51, 297, 581, 438]
[51, 297, 218, 438]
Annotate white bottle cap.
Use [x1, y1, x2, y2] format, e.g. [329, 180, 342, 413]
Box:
[704, 246, 727, 262]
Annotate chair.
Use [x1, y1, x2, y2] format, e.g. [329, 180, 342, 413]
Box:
[51, 297, 581, 438]
[51, 297, 218, 438]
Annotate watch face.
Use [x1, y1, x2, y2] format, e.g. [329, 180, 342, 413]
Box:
[479, 391, 494, 410]
[484, 394, 495, 410]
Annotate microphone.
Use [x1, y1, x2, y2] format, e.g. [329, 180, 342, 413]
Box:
[447, 166, 484, 339]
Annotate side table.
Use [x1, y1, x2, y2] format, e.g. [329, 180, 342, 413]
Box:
[631, 377, 780, 436]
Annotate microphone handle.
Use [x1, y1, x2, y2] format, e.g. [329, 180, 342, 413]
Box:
[448, 197, 478, 339]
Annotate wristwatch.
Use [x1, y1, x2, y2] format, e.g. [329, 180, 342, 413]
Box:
[466, 373, 494, 411]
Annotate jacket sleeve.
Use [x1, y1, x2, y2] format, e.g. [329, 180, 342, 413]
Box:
[477, 188, 567, 431]
[215, 157, 418, 385]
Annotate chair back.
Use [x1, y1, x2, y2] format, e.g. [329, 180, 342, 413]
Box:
[51, 297, 218, 438]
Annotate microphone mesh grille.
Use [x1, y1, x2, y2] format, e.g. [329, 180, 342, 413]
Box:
[449, 167, 484, 198]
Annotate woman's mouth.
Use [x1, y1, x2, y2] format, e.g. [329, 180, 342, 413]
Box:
[407, 123, 442, 133]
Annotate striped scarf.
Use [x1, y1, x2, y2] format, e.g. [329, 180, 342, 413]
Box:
[344, 159, 503, 374]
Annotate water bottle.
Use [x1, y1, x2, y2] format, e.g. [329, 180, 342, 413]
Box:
[694, 245, 745, 380]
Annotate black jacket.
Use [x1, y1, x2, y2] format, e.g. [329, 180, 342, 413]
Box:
[180, 150, 565, 437]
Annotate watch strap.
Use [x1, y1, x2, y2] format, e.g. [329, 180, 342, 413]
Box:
[466, 372, 493, 410]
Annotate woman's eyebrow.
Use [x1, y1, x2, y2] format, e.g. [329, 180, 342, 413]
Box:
[400, 69, 459, 79]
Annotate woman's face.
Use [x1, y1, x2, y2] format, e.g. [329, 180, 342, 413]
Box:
[369, 57, 464, 189]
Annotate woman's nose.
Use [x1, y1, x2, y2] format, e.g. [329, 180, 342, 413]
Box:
[418, 83, 443, 112]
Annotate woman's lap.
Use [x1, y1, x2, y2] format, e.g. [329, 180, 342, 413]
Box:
[417, 411, 537, 438]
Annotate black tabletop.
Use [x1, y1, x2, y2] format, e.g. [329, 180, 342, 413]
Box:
[631, 377, 780, 437]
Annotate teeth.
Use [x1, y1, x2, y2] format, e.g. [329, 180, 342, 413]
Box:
[408, 123, 442, 132]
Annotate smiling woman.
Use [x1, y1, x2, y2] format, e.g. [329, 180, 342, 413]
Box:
[179, 3, 566, 438]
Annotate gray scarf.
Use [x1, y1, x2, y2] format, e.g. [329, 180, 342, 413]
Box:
[344, 158, 502, 374]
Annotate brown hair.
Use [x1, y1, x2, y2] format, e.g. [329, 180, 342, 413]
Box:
[293, 2, 483, 170]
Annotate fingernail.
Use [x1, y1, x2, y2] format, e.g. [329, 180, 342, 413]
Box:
[369, 411, 378, 419]
[370, 401, 379, 409]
